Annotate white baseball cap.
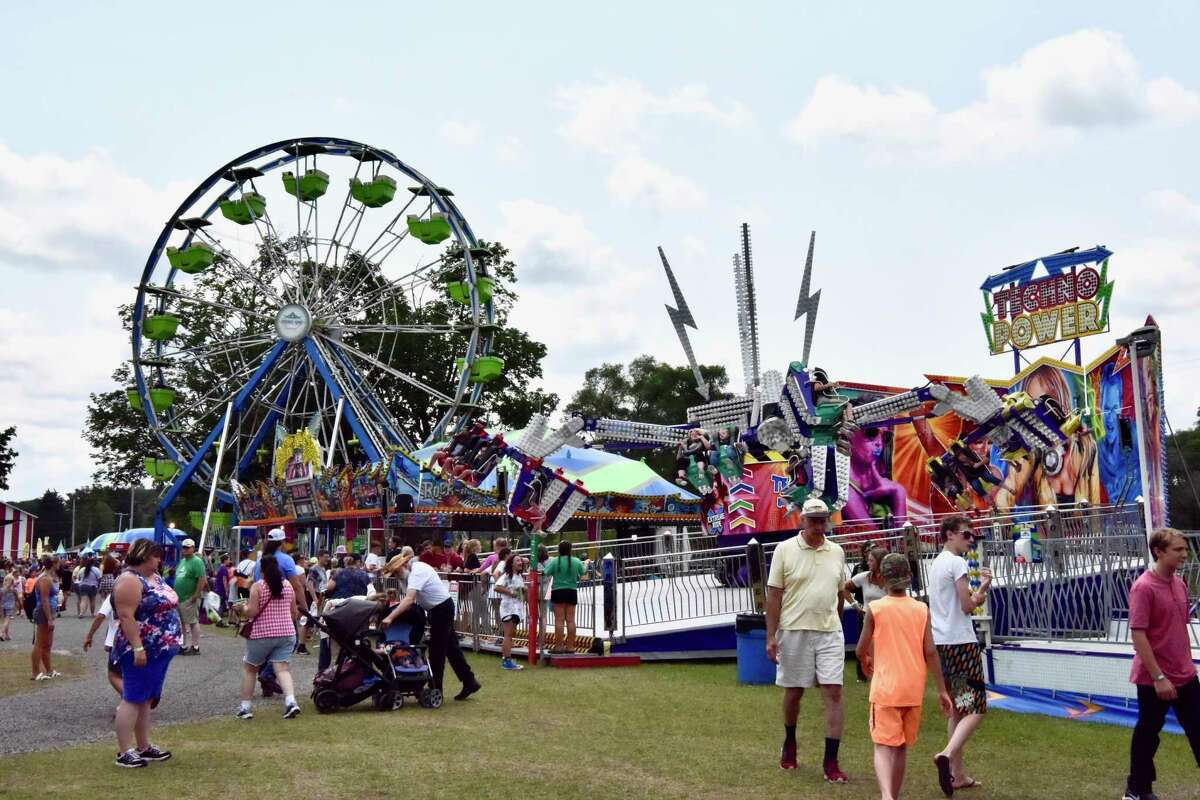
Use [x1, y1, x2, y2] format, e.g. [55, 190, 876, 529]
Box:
[801, 497, 831, 518]
[266, 528, 287, 542]
[181, 538, 196, 548]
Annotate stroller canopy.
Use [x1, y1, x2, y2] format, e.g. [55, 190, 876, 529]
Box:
[322, 597, 382, 641]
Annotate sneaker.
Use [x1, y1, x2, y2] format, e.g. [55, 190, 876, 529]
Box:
[283, 702, 301, 719]
[295, 644, 309, 655]
[138, 745, 171, 762]
[823, 760, 849, 784]
[779, 739, 797, 770]
[236, 708, 254, 720]
[501, 658, 524, 671]
[189, 646, 200, 655]
[453, 680, 482, 701]
[48, 670, 63, 678]
[115, 750, 147, 769]
[33, 673, 50, 681]
[1123, 792, 1158, 800]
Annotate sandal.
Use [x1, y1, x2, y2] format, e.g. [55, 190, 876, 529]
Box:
[953, 777, 982, 790]
[933, 755, 954, 797]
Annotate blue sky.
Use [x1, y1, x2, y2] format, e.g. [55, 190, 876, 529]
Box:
[1, 1, 1198, 499]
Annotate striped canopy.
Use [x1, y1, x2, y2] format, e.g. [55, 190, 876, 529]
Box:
[411, 435, 697, 500]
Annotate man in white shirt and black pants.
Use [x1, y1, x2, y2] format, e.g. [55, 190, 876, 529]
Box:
[383, 557, 480, 702]
[927, 514, 992, 797]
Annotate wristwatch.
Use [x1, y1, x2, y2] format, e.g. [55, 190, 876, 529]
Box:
[1152, 673, 1165, 681]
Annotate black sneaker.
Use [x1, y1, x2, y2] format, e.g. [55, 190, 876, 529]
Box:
[454, 680, 481, 701]
[236, 708, 254, 719]
[138, 745, 171, 762]
[295, 644, 309, 655]
[189, 646, 200, 655]
[1123, 792, 1157, 800]
[115, 750, 147, 769]
[283, 702, 301, 719]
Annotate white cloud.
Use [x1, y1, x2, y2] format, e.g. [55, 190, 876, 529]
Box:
[606, 156, 707, 212]
[555, 77, 748, 209]
[440, 120, 482, 147]
[1147, 189, 1200, 225]
[0, 142, 183, 269]
[556, 77, 751, 156]
[494, 135, 524, 165]
[784, 29, 1200, 163]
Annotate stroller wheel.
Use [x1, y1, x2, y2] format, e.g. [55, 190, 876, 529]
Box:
[313, 689, 339, 714]
[373, 690, 399, 712]
[420, 687, 443, 709]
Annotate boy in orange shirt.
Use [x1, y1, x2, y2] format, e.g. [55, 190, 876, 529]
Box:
[856, 554, 953, 799]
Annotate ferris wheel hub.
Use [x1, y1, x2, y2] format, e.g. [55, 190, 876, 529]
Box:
[274, 303, 313, 342]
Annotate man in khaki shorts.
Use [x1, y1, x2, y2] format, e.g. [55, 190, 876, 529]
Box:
[766, 497, 848, 783]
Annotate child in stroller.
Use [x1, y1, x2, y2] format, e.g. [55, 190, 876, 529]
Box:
[307, 596, 443, 712]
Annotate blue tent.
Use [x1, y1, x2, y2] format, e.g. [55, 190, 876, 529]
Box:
[88, 527, 189, 553]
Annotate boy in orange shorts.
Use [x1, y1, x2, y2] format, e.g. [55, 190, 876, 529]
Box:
[856, 554, 952, 800]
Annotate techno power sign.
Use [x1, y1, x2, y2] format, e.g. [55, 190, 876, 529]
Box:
[979, 247, 1114, 355]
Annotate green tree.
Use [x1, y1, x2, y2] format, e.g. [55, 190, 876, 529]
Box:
[82, 238, 556, 515]
[565, 355, 731, 477]
[1165, 406, 1200, 529]
[33, 490, 70, 547]
[84, 366, 160, 487]
[0, 425, 15, 491]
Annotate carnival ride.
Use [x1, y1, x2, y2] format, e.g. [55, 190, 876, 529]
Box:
[570, 225, 1083, 536]
[131, 138, 504, 544]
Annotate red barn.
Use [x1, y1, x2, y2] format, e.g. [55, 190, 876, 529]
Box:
[1, 501, 37, 560]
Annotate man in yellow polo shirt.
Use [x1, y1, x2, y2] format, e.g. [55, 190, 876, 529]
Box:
[766, 497, 848, 783]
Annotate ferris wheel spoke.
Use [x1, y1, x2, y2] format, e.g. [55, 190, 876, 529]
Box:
[189, 227, 289, 306]
[310, 335, 416, 452]
[139, 284, 276, 325]
[157, 331, 275, 363]
[355, 194, 422, 263]
[324, 323, 456, 336]
[319, 333, 456, 405]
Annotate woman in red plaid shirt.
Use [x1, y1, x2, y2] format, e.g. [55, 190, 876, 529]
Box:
[236, 555, 300, 720]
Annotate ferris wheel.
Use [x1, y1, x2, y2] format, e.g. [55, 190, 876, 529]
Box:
[130, 137, 500, 532]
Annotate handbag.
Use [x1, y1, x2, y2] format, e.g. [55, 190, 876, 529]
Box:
[238, 591, 275, 639]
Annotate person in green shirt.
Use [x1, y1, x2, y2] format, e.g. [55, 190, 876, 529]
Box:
[173, 539, 207, 655]
[543, 541, 585, 654]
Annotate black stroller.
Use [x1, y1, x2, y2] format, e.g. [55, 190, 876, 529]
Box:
[306, 597, 443, 712]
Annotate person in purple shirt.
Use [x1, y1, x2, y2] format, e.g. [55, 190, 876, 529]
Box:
[1123, 528, 1200, 800]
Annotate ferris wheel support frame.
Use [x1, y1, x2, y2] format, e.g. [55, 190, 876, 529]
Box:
[153, 339, 288, 541]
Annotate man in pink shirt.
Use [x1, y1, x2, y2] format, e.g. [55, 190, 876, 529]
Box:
[1124, 528, 1200, 800]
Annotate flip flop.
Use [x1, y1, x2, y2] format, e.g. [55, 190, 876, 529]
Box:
[953, 777, 982, 790]
[934, 755, 954, 797]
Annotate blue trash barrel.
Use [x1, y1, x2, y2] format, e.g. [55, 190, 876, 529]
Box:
[735, 613, 775, 684]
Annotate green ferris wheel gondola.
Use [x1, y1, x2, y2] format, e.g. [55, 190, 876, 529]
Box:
[148, 386, 177, 413]
[144, 457, 179, 482]
[142, 314, 181, 341]
[349, 175, 397, 208]
[446, 275, 494, 305]
[165, 242, 216, 274]
[219, 192, 267, 224]
[282, 168, 329, 201]
[407, 212, 451, 244]
[126, 386, 143, 411]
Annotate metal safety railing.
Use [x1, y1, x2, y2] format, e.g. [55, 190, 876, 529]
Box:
[447, 503, 1198, 655]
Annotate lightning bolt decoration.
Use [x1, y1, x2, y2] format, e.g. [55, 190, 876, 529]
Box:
[659, 246, 709, 401]
[794, 230, 822, 366]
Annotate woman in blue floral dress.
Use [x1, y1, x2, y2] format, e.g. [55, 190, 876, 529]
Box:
[111, 538, 181, 769]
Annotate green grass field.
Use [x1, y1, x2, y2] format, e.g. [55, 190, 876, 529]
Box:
[0, 653, 1193, 799]
[0, 651, 86, 698]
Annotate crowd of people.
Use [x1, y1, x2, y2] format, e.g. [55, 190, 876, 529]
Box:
[0, 528, 595, 769]
[768, 497, 1198, 800]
